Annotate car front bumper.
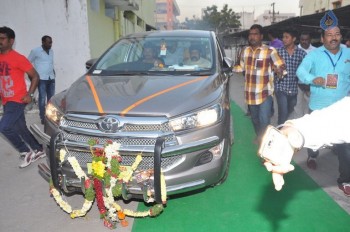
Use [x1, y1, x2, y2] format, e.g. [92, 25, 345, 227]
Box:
[30, 123, 230, 200]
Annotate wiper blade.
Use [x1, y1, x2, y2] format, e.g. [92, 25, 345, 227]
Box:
[185, 71, 213, 76]
[111, 72, 139, 75]
[115, 71, 170, 76]
[102, 71, 151, 75]
[94, 70, 141, 75]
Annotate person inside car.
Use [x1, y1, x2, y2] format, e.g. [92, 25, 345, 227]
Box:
[163, 41, 184, 66]
[139, 43, 164, 68]
[184, 45, 211, 68]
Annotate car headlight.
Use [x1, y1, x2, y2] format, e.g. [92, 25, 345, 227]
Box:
[45, 102, 64, 126]
[169, 105, 222, 132]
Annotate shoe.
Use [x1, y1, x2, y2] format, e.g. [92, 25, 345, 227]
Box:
[32, 149, 46, 162]
[19, 151, 34, 168]
[338, 183, 350, 197]
[19, 152, 27, 160]
[306, 157, 317, 170]
[19, 150, 46, 168]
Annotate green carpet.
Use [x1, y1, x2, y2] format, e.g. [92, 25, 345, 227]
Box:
[132, 101, 350, 232]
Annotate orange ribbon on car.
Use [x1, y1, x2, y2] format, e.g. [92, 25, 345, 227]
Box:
[86, 75, 105, 114]
[86, 75, 209, 116]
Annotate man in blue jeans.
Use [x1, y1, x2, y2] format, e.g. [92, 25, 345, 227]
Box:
[0, 26, 46, 168]
[275, 28, 306, 125]
[28, 35, 55, 125]
[233, 24, 285, 144]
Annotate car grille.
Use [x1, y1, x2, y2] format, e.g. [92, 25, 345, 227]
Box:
[62, 118, 171, 132]
[64, 150, 183, 171]
[59, 114, 180, 171]
[61, 131, 176, 146]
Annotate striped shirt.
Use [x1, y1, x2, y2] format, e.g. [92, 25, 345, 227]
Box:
[237, 44, 285, 105]
[275, 46, 306, 95]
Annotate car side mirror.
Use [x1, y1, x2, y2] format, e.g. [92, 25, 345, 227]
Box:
[85, 58, 98, 70]
[223, 57, 233, 72]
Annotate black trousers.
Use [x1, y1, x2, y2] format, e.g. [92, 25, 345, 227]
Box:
[333, 143, 350, 184]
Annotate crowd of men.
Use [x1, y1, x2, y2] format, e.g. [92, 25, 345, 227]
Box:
[233, 10, 350, 197]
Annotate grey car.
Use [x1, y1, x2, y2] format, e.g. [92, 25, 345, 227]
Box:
[31, 30, 234, 202]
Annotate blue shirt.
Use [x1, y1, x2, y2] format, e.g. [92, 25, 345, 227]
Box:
[275, 46, 306, 95]
[28, 46, 55, 80]
[296, 46, 350, 110]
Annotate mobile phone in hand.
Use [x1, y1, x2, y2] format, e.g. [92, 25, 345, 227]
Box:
[258, 125, 295, 166]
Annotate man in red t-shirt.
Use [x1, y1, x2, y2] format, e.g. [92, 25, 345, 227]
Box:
[0, 26, 46, 168]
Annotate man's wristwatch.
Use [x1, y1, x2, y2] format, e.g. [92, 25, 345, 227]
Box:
[29, 93, 34, 98]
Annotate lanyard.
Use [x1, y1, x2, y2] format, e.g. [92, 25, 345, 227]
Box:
[324, 50, 342, 71]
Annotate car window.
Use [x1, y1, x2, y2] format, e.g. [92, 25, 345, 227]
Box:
[97, 40, 133, 70]
[93, 35, 215, 75]
[127, 42, 143, 62]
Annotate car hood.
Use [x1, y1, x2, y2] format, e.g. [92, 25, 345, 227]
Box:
[62, 74, 223, 117]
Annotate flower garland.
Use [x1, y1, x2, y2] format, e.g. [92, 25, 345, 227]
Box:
[49, 140, 167, 229]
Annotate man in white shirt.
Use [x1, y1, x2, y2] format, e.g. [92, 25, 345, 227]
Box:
[163, 41, 184, 66]
[28, 35, 55, 124]
[262, 96, 350, 196]
[184, 45, 211, 68]
[295, 32, 317, 119]
[298, 31, 316, 54]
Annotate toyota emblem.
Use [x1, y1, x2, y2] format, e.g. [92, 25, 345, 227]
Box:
[98, 116, 120, 133]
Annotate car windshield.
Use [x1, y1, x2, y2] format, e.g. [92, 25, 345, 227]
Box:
[92, 35, 215, 75]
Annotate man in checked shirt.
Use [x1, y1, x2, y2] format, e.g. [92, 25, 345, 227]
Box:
[233, 24, 285, 144]
[275, 28, 306, 125]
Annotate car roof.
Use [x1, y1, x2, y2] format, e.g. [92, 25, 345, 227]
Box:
[122, 30, 214, 39]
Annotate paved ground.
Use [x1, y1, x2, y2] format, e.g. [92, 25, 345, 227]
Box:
[0, 107, 135, 232]
[0, 73, 348, 231]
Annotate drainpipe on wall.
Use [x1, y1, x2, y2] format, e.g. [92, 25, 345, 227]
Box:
[114, 9, 122, 41]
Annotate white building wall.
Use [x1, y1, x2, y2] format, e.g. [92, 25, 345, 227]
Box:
[255, 10, 295, 26]
[236, 12, 255, 30]
[138, 0, 156, 26]
[299, 0, 350, 15]
[87, 1, 115, 59]
[0, 0, 91, 93]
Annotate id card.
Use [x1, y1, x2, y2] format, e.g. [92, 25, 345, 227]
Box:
[325, 73, 338, 89]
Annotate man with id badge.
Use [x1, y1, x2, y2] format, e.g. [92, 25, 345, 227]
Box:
[296, 10, 350, 192]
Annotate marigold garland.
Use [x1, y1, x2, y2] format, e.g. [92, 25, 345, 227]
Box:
[49, 140, 167, 229]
